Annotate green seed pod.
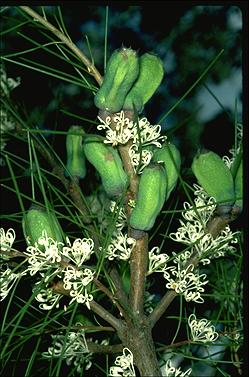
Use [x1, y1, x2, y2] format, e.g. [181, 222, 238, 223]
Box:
[65, 125, 86, 179]
[94, 47, 139, 113]
[83, 135, 128, 199]
[22, 205, 64, 247]
[129, 163, 167, 231]
[234, 159, 243, 209]
[123, 53, 164, 113]
[153, 143, 181, 200]
[191, 150, 235, 206]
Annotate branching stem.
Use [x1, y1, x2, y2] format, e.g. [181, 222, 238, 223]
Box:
[19, 6, 103, 85]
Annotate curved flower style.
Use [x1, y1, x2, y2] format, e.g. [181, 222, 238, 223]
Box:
[0, 267, 25, 301]
[63, 266, 94, 309]
[42, 330, 93, 373]
[62, 237, 94, 267]
[109, 347, 136, 377]
[0, 228, 16, 253]
[188, 313, 219, 343]
[148, 247, 170, 274]
[129, 144, 153, 174]
[35, 286, 61, 310]
[169, 185, 238, 264]
[97, 111, 134, 146]
[1, 230, 95, 310]
[163, 359, 192, 377]
[109, 201, 127, 231]
[104, 231, 136, 261]
[163, 264, 208, 304]
[24, 231, 63, 276]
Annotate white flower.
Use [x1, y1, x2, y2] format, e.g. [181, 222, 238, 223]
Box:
[35, 286, 61, 310]
[172, 250, 192, 265]
[109, 347, 136, 377]
[97, 111, 134, 146]
[129, 144, 153, 174]
[169, 188, 238, 264]
[42, 330, 93, 373]
[104, 231, 136, 261]
[0, 267, 26, 301]
[147, 247, 170, 274]
[63, 266, 94, 309]
[97, 111, 166, 173]
[62, 237, 94, 267]
[164, 360, 192, 377]
[163, 264, 208, 304]
[188, 313, 219, 343]
[24, 231, 62, 276]
[0, 228, 16, 253]
[109, 201, 127, 230]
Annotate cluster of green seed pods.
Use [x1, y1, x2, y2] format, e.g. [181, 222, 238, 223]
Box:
[83, 135, 128, 199]
[22, 205, 64, 247]
[94, 48, 164, 114]
[191, 149, 243, 212]
[65, 125, 86, 179]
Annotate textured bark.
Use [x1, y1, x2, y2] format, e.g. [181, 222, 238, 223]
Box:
[118, 319, 162, 377]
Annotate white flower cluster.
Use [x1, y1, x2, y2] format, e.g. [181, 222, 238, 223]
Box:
[0, 227, 16, 253]
[169, 185, 238, 265]
[35, 286, 61, 310]
[188, 313, 219, 343]
[109, 201, 127, 231]
[147, 246, 170, 274]
[103, 231, 136, 261]
[42, 330, 93, 373]
[24, 231, 95, 310]
[0, 229, 95, 310]
[103, 202, 136, 261]
[163, 360, 192, 377]
[147, 246, 208, 304]
[163, 264, 208, 304]
[109, 347, 136, 377]
[0, 267, 25, 301]
[0, 228, 25, 301]
[97, 111, 166, 173]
